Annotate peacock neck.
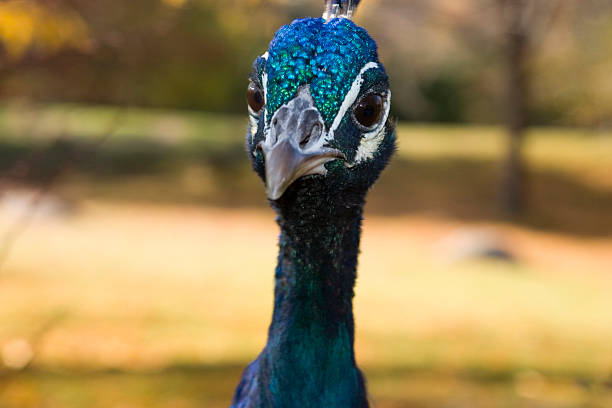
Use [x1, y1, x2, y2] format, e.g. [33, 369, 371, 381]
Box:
[254, 180, 368, 407]
[270, 198, 362, 341]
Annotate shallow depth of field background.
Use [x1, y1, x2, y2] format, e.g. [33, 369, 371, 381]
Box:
[0, 1, 611, 407]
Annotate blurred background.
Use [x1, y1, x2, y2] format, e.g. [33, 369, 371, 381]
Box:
[0, 0, 611, 407]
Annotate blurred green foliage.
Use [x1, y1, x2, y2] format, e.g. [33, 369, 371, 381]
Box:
[0, 103, 610, 235]
[0, 0, 611, 125]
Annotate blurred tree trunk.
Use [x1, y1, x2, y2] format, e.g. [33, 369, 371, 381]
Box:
[499, 0, 529, 217]
[496, 0, 568, 216]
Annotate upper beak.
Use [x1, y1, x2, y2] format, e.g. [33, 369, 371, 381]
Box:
[258, 87, 345, 200]
[261, 140, 345, 200]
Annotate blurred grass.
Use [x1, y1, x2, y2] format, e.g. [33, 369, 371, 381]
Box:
[0, 103, 610, 235]
[0, 104, 611, 406]
[0, 204, 611, 407]
[4, 367, 611, 408]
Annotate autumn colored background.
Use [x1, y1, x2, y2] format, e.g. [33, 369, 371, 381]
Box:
[0, 1, 611, 407]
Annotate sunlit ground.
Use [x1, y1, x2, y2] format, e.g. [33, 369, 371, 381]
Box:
[0, 202, 611, 407]
[0, 106, 611, 407]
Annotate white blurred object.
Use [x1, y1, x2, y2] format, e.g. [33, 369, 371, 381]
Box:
[0, 189, 76, 220]
[2, 338, 34, 369]
[437, 227, 516, 263]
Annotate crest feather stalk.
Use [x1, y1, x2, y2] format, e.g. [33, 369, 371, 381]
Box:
[323, 0, 361, 20]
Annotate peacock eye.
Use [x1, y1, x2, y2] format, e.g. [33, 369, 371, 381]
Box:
[247, 82, 265, 113]
[353, 93, 384, 129]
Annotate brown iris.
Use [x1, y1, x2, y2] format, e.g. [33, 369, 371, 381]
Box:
[353, 93, 384, 128]
[247, 82, 264, 112]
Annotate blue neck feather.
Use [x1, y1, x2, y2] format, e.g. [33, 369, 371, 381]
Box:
[232, 177, 369, 407]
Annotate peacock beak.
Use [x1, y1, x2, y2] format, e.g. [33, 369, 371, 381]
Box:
[261, 139, 344, 200]
[258, 86, 345, 200]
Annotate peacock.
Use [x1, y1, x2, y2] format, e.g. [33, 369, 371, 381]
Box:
[232, 0, 394, 406]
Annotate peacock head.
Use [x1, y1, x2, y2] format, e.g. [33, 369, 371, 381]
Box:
[246, 15, 395, 203]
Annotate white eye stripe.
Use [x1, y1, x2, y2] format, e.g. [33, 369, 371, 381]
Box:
[262, 72, 269, 135]
[262, 73, 268, 105]
[327, 61, 380, 140]
[259, 51, 269, 120]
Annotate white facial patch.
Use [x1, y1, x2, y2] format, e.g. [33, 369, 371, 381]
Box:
[248, 113, 259, 140]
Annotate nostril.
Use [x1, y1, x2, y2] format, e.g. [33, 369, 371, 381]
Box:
[299, 123, 322, 149]
[299, 134, 310, 149]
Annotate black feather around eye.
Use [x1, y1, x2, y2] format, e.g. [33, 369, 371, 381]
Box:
[247, 82, 264, 113]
